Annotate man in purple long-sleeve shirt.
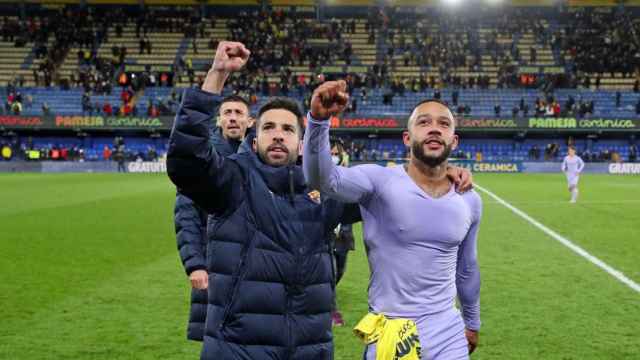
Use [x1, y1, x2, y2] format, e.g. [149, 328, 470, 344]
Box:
[303, 81, 482, 360]
[561, 146, 585, 203]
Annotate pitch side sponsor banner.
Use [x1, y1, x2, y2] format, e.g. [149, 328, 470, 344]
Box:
[452, 160, 523, 173]
[0, 115, 44, 128]
[609, 163, 640, 175]
[55, 116, 171, 129]
[327, 116, 405, 129]
[127, 161, 167, 173]
[528, 117, 638, 129]
[457, 118, 520, 128]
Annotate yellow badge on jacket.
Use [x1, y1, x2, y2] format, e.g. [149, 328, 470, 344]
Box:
[354, 313, 422, 360]
[307, 190, 321, 204]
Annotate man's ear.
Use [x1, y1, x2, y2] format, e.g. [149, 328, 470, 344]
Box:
[252, 137, 257, 152]
[402, 130, 411, 148]
[451, 134, 459, 151]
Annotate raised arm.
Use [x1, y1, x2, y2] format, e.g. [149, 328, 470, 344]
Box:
[303, 81, 376, 204]
[456, 192, 482, 352]
[167, 41, 250, 214]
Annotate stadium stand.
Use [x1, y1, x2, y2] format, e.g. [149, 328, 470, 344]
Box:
[0, 1, 638, 165]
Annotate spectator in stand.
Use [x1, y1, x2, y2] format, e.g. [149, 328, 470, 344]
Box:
[60, 147, 68, 161]
[121, 102, 133, 116]
[552, 102, 561, 118]
[114, 145, 126, 172]
[82, 92, 92, 115]
[103, 102, 113, 116]
[11, 100, 22, 115]
[42, 102, 51, 115]
[103, 145, 112, 161]
[147, 145, 157, 161]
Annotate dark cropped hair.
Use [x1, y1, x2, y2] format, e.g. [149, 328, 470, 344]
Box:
[220, 94, 250, 111]
[412, 98, 451, 112]
[256, 97, 305, 136]
[408, 98, 455, 128]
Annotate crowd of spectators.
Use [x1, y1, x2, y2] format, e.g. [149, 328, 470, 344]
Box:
[2, 81, 32, 115]
[2, 5, 640, 120]
[0, 135, 164, 162]
[562, 7, 640, 79]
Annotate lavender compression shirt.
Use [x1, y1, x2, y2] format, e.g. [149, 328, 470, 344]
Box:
[561, 155, 585, 174]
[303, 114, 481, 332]
[562, 155, 585, 186]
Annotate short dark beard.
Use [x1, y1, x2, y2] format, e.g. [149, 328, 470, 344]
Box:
[257, 146, 296, 167]
[411, 140, 452, 168]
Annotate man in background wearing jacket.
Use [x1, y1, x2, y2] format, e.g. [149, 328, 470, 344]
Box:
[174, 90, 253, 342]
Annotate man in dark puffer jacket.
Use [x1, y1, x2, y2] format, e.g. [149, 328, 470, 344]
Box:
[167, 41, 360, 360]
[174, 94, 253, 341]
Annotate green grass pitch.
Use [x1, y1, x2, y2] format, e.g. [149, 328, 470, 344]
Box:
[1, 172, 639, 359]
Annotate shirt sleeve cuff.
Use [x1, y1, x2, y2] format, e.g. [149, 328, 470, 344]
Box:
[306, 112, 332, 126]
[464, 318, 481, 331]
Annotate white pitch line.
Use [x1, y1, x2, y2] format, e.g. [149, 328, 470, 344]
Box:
[485, 200, 640, 205]
[475, 184, 640, 294]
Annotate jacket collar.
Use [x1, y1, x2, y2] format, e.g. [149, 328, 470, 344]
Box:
[210, 127, 240, 156]
[247, 150, 307, 196]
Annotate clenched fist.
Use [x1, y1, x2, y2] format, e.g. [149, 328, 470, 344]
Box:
[211, 41, 250, 73]
[310, 80, 349, 120]
[202, 41, 250, 94]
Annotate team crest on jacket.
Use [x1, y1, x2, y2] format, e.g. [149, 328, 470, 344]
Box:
[307, 190, 321, 204]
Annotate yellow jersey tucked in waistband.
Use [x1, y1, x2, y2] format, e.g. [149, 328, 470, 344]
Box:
[354, 313, 422, 360]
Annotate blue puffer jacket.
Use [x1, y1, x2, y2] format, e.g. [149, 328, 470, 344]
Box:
[174, 123, 241, 341]
[168, 88, 359, 360]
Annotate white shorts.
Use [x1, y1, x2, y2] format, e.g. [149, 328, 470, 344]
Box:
[566, 173, 580, 187]
[363, 309, 469, 360]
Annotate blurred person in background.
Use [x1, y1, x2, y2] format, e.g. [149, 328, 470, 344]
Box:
[329, 138, 355, 327]
[561, 145, 585, 203]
